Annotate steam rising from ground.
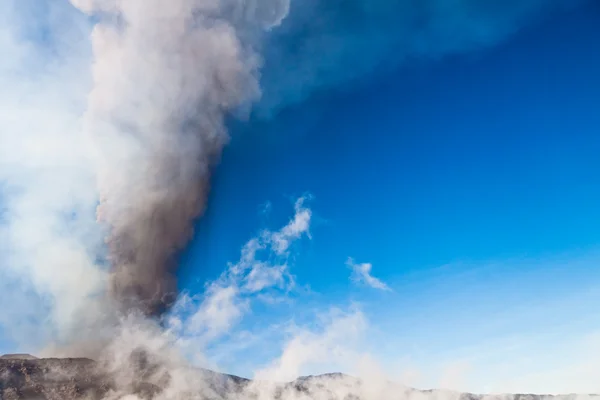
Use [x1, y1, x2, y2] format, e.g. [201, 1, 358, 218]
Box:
[0, 0, 592, 398]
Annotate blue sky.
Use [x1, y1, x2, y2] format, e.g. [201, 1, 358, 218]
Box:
[175, 1, 600, 393]
[1, 0, 600, 395]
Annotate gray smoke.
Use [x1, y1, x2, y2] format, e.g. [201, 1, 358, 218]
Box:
[71, 0, 287, 316]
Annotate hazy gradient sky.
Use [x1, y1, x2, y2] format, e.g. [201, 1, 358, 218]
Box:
[0, 0, 599, 395]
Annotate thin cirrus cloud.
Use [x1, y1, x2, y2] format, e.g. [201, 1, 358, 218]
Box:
[347, 258, 392, 291]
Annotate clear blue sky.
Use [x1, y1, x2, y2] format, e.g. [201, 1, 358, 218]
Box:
[176, 1, 600, 393]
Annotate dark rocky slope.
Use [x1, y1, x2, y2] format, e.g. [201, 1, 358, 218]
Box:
[0, 357, 107, 399]
[0, 355, 596, 400]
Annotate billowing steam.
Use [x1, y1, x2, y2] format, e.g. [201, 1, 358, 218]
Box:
[71, 0, 283, 316]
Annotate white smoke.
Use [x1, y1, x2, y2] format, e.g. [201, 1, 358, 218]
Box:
[0, 0, 107, 350]
[72, 0, 278, 317]
[0, 0, 292, 352]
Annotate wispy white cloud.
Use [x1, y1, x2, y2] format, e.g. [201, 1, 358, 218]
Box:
[270, 196, 312, 255]
[347, 258, 391, 291]
[167, 196, 312, 352]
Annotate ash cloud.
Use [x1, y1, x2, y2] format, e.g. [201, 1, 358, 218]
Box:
[71, 0, 282, 316]
[0, 0, 590, 390]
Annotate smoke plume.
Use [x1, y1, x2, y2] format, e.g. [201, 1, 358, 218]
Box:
[0, 0, 590, 389]
[69, 0, 581, 318]
[70, 0, 286, 316]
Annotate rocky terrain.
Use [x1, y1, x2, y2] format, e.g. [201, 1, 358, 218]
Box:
[0, 355, 249, 400]
[0, 356, 110, 400]
[0, 355, 597, 400]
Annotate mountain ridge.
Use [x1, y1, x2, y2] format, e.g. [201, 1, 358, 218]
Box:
[0, 356, 597, 400]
